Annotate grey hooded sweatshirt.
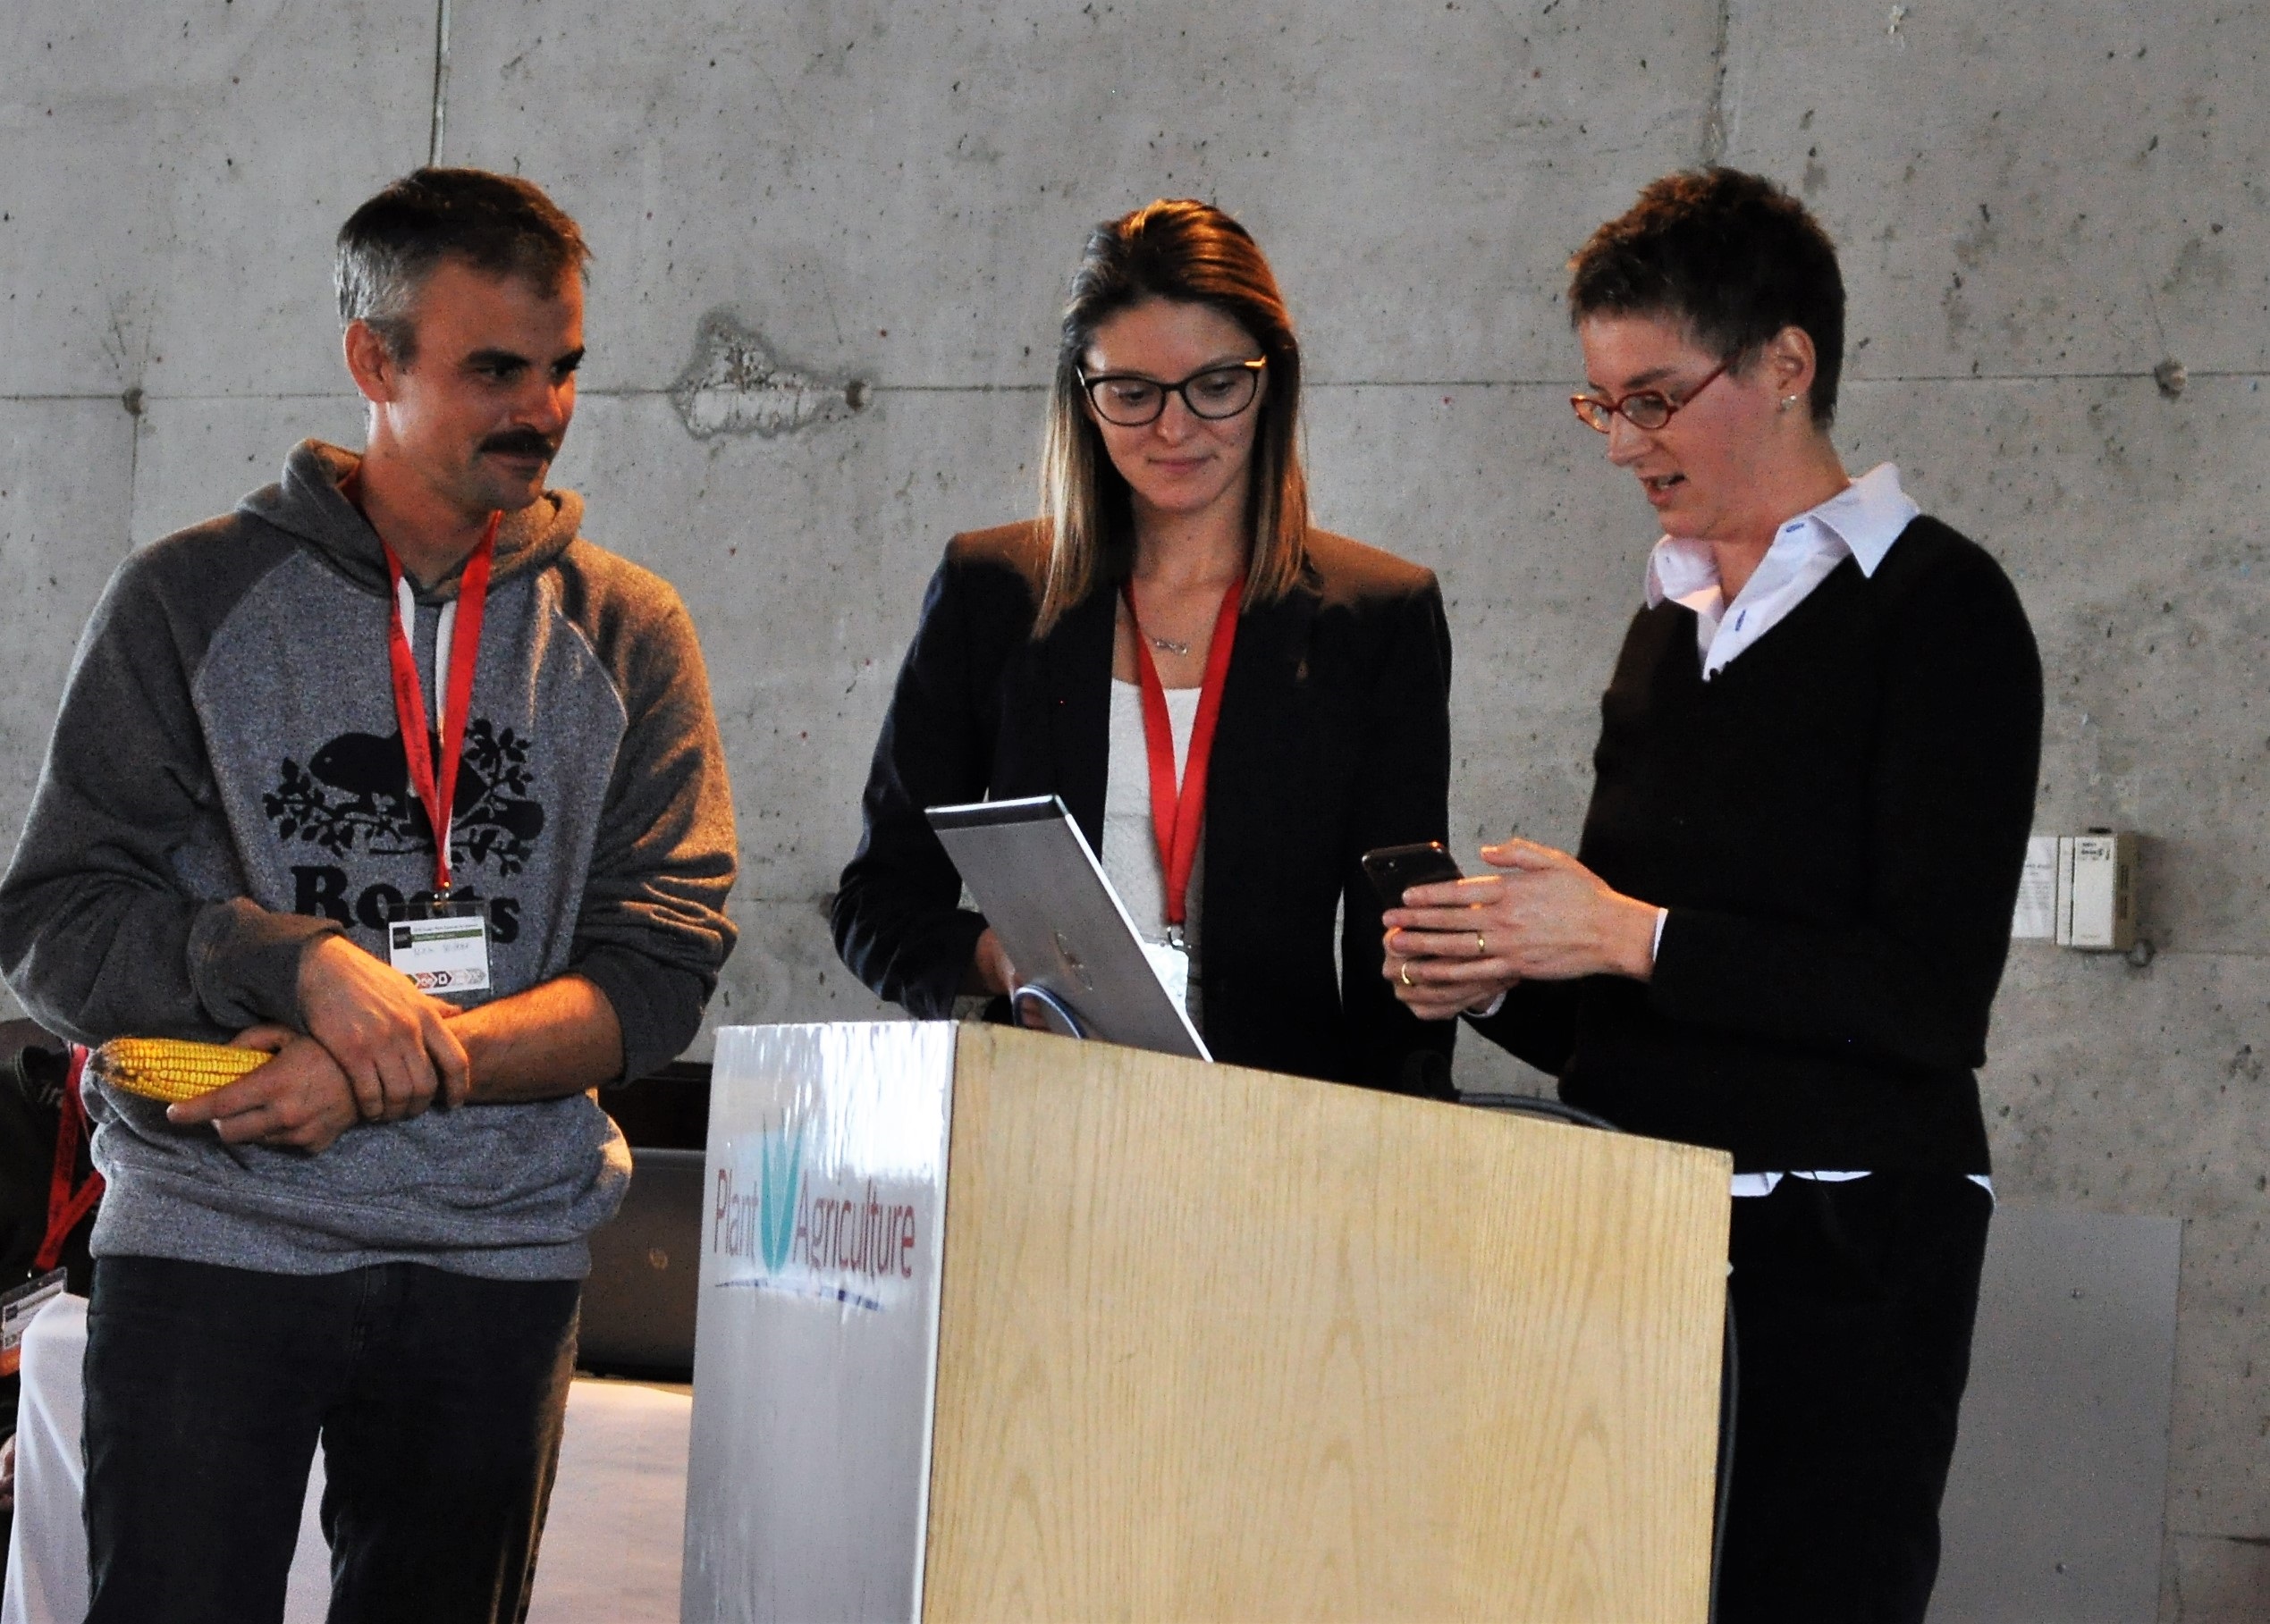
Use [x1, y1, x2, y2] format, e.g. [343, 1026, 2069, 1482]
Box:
[0, 441, 738, 1279]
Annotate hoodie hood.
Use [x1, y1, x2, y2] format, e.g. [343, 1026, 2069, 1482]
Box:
[236, 440, 586, 601]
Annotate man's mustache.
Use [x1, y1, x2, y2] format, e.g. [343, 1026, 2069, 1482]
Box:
[479, 430, 561, 460]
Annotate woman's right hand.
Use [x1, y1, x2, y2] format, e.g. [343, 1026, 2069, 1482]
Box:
[968, 929, 1058, 1031]
[966, 928, 1019, 997]
[1380, 871, 1521, 1022]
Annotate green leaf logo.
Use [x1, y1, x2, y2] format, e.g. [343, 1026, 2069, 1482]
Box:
[757, 1129, 805, 1275]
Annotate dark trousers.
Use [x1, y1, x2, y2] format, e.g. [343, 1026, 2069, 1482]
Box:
[1717, 1173, 1993, 1624]
[81, 1255, 581, 1624]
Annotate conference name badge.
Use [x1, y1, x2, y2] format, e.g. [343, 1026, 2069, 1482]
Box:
[387, 897, 492, 994]
[1141, 937, 1192, 1014]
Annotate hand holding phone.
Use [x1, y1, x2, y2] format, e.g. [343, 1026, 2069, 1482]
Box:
[1360, 842, 1464, 910]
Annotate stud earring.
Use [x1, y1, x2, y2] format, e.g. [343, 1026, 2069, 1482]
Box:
[1778, 393, 1802, 414]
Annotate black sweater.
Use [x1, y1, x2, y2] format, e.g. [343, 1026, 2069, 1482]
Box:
[1472, 517, 2044, 1172]
[833, 523, 1458, 1096]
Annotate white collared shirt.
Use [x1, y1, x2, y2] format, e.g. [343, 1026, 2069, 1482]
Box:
[1646, 461, 1918, 679]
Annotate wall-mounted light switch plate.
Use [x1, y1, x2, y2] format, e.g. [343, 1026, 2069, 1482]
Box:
[2055, 831, 2138, 952]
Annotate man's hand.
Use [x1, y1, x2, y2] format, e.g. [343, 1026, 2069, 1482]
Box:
[436, 974, 622, 1104]
[165, 1026, 361, 1153]
[299, 933, 469, 1118]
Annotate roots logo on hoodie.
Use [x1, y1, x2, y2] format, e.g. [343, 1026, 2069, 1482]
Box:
[263, 718, 547, 875]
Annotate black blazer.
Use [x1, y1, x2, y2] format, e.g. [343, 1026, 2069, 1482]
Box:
[832, 521, 1456, 1096]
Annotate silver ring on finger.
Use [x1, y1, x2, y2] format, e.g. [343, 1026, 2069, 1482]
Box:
[1399, 960, 1413, 988]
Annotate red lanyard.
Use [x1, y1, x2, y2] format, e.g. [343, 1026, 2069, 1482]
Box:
[382, 511, 498, 894]
[36, 1046, 101, 1274]
[1124, 576, 1244, 931]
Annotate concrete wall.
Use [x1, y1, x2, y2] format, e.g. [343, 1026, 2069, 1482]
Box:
[0, 1, 2261, 1613]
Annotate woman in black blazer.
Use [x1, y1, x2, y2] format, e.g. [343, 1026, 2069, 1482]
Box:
[833, 199, 1454, 1095]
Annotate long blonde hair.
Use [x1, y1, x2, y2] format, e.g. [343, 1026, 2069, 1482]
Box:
[1034, 199, 1310, 635]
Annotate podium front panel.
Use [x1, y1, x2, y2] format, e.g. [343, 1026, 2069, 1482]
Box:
[681, 1022, 954, 1624]
[921, 1025, 1732, 1622]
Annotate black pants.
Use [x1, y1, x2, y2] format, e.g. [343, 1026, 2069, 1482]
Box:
[1717, 1173, 1992, 1624]
[81, 1255, 580, 1624]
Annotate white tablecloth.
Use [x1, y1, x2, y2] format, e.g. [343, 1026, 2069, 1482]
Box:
[0, 1295, 690, 1624]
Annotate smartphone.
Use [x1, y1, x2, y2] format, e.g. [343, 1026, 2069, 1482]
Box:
[1360, 841, 1465, 909]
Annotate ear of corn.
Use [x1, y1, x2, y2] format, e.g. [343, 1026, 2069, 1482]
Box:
[90, 1038, 272, 1103]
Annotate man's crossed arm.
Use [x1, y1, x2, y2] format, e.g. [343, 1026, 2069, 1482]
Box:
[167, 934, 623, 1153]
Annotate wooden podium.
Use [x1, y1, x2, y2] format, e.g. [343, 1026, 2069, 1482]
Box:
[679, 1022, 1731, 1623]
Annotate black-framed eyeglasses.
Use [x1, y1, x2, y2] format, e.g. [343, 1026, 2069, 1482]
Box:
[1570, 358, 1729, 433]
[1078, 358, 1267, 426]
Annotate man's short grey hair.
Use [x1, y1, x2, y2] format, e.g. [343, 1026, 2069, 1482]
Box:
[336, 167, 590, 363]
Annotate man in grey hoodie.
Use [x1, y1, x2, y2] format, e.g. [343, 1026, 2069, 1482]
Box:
[0, 169, 736, 1623]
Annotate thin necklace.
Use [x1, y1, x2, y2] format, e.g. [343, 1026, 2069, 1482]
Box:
[1126, 598, 1193, 656]
[1128, 568, 1236, 657]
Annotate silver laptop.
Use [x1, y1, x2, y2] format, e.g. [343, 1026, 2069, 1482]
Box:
[924, 795, 1211, 1062]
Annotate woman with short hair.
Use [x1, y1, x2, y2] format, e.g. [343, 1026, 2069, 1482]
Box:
[1385, 169, 2044, 1620]
[836, 199, 1455, 1095]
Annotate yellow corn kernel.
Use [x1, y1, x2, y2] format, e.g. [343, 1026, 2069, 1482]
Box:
[90, 1038, 272, 1103]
